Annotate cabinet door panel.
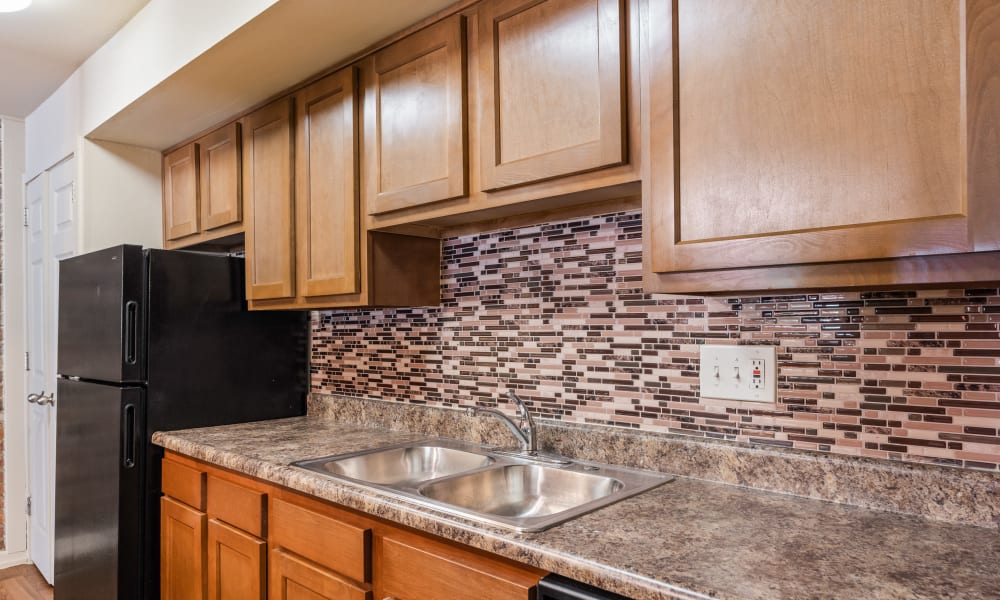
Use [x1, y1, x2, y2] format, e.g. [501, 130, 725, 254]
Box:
[163, 144, 200, 241]
[376, 529, 541, 600]
[199, 122, 242, 230]
[161, 496, 206, 600]
[207, 519, 265, 600]
[269, 549, 370, 600]
[295, 69, 361, 297]
[365, 14, 467, 215]
[478, 0, 625, 191]
[243, 98, 295, 300]
[647, 0, 1000, 281]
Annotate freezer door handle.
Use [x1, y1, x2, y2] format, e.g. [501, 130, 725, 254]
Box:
[122, 403, 136, 468]
[124, 300, 139, 365]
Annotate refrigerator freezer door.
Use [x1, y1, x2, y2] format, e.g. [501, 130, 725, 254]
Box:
[144, 248, 307, 433]
[58, 245, 146, 383]
[54, 378, 145, 600]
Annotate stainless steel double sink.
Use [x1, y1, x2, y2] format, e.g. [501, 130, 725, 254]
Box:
[292, 439, 673, 532]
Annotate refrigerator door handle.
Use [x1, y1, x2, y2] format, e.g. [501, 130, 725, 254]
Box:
[122, 403, 136, 469]
[124, 300, 139, 365]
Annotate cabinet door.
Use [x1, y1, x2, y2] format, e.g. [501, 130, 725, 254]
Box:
[161, 496, 206, 600]
[375, 529, 542, 600]
[364, 14, 467, 215]
[207, 519, 266, 600]
[646, 0, 1000, 291]
[295, 69, 361, 297]
[199, 122, 242, 231]
[269, 548, 371, 600]
[163, 144, 200, 241]
[477, 0, 625, 191]
[243, 97, 295, 300]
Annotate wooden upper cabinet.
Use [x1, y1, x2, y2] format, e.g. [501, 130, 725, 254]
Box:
[199, 122, 242, 231]
[243, 97, 296, 301]
[163, 123, 245, 249]
[296, 68, 361, 297]
[364, 14, 468, 215]
[477, 0, 626, 191]
[645, 0, 1000, 292]
[163, 144, 200, 241]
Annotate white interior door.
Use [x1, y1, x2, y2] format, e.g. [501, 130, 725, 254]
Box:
[25, 156, 76, 584]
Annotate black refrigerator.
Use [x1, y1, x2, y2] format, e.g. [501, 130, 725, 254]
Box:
[54, 245, 307, 600]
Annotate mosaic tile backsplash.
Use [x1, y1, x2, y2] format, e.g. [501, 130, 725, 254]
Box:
[310, 210, 1000, 472]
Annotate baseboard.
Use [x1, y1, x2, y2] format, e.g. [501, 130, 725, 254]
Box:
[0, 550, 31, 570]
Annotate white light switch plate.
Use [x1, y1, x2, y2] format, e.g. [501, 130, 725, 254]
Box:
[699, 345, 777, 403]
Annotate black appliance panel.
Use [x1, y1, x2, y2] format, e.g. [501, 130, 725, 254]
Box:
[57, 245, 145, 383]
[143, 248, 307, 433]
[538, 574, 632, 600]
[54, 379, 144, 600]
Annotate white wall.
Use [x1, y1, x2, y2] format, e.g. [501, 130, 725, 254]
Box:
[1, 116, 29, 561]
[78, 139, 162, 252]
[24, 73, 80, 181]
[78, 0, 278, 138]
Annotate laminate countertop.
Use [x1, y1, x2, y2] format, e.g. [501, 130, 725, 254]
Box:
[153, 415, 1000, 600]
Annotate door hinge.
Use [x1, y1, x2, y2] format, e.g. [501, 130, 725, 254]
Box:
[25, 496, 31, 517]
[24, 351, 30, 371]
[23, 206, 28, 228]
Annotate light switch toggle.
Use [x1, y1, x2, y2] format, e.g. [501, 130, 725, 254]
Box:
[698, 345, 777, 403]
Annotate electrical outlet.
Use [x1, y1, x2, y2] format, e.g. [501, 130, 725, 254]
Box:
[699, 345, 777, 403]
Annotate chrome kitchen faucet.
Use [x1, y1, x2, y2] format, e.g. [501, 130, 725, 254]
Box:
[468, 391, 537, 453]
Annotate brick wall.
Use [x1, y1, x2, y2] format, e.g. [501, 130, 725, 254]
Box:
[310, 210, 1000, 472]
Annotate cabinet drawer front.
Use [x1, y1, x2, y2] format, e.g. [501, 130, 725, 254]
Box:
[207, 519, 266, 600]
[163, 459, 206, 510]
[270, 497, 371, 583]
[207, 475, 266, 538]
[378, 532, 541, 600]
[269, 548, 371, 600]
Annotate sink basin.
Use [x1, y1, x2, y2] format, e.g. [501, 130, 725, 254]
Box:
[419, 464, 623, 518]
[295, 444, 493, 487]
[293, 439, 673, 532]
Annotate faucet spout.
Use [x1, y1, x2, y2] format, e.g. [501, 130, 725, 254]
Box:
[469, 391, 537, 453]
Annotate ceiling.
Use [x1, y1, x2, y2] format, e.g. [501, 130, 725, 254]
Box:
[0, 0, 150, 118]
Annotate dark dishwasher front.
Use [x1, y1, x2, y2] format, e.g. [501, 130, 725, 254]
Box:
[538, 574, 632, 600]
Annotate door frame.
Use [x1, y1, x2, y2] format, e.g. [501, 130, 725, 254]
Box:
[1, 116, 29, 566]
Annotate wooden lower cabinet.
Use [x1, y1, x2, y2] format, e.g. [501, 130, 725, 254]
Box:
[207, 519, 266, 600]
[161, 452, 546, 600]
[270, 548, 371, 600]
[161, 496, 207, 600]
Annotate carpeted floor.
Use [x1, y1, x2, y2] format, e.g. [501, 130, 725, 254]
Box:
[0, 565, 52, 600]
